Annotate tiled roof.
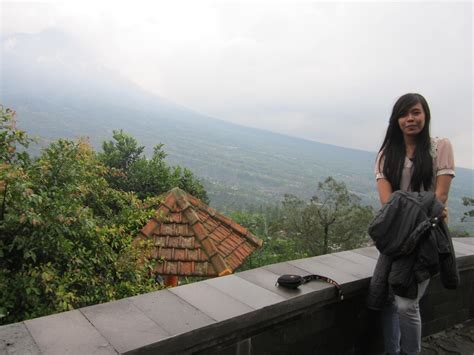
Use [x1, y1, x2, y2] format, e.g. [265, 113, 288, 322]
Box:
[136, 188, 263, 277]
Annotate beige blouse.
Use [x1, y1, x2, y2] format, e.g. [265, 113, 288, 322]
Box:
[375, 137, 455, 192]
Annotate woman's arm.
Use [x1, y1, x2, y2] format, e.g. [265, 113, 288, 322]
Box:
[435, 175, 453, 205]
[376, 178, 393, 205]
[374, 151, 393, 205]
[435, 175, 453, 220]
[434, 138, 454, 205]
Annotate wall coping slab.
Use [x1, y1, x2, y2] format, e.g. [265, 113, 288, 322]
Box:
[0, 237, 473, 354]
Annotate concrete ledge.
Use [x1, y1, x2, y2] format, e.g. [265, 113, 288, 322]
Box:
[1, 238, 473, 355]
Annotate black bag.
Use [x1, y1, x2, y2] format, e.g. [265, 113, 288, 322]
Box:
[275, 274, 305, 289]
[276, 274, 344, 300]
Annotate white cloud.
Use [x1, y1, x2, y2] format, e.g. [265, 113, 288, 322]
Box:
[0, 1, 472, 168]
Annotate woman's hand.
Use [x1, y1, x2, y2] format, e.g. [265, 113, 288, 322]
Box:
[440, 207, 448, 220]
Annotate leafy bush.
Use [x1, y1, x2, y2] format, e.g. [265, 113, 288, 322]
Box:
[233, 178, 374, 271]
[231, 211, 308, 271]
[1, 108, 203, 324]
[99, 130, 208, 202]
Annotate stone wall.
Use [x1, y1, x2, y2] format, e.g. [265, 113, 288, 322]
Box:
[1, 238, 473, 355]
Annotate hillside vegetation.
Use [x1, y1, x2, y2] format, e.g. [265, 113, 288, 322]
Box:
[1, 106, 377, 326]
[5, 93, 473, 233]
[0, 107, 207, 324]
[2, 29, 472, 232]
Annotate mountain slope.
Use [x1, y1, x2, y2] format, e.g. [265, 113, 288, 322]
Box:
[1, 29, 473, 232]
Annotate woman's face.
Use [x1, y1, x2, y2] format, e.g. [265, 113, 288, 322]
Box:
[398, 102, 426, 138]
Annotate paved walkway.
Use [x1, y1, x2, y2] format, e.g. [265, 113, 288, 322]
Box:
[422, 319, 474, 355]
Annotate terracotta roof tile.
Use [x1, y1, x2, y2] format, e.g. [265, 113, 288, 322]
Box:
[179, 262, 193, 276]
[176, 224, 192, 237]
[166, 236, 181, 248]
[183, 208, 199, 225]
[207, 263, 218, 276]
[163, 193, 177, 211]
[154, 262, 164, 274]
[202, 219, 220, 234]
[228, 221, 248, 237]
[173, 248, 186, 261]
[213, 213, 234, 228]
[196, 210, 209, 222]
[211, 226, 232, 241]
[155, 205, 170, 220]
[220, 236, 239, 250]
[159, 248, 173, 260]
[226, 235, 243, 248]
[165, 261, 178, 275]
[225, 254, 241, 270]
[176, 196, 191, 211]
[140, 219, 159, 237]
[154, 236, 166, 247]
[160, 224, 174, 236]
[245, 231, 264, 247]
[216, 242, 234, 256]
[240, 242, 254, 255]
[134, 188, 262, 278]
[233, 247, 248, 261]
[200, 238, 217, 257]
[209, 233, 221, 244]
[194, 262, 212, 276]
[190, 223, 208, 241]
[210, 254, 231, 275]
[186, 249, 201, 261]
[167, 213, 183, 223]
[186, 194, 201, 206]
[180, 237, 195, 249]
[199, 203, 217, 217]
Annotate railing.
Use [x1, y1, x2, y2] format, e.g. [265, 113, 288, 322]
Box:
[1, 238, 473, 354]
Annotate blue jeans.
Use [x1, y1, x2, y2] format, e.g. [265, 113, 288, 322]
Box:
[381, 279, 430, 355]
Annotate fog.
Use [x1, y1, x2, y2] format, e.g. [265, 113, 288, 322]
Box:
[1, 1, 472, 168]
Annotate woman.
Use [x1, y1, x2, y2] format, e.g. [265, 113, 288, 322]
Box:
[374, 93, 455, 355]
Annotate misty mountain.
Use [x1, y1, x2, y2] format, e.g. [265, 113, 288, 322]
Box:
[1, 29, 473, 232]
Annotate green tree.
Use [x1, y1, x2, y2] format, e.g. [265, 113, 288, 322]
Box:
[100, 129, 144, 171]
[281, 177, 373, 255]
[461, 196, 474, 222]
[231, 210, 308, 271]
[99, 130, 208, 202]
[0, 107, 31, 221]
[0, 109, 160, 325]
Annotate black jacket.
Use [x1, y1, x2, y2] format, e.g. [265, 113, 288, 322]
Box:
[367, 191, 459, 310]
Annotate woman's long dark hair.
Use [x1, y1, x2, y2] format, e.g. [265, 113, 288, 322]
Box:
[378, 93, 433, 191]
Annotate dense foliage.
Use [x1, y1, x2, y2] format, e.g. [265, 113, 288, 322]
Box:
[10, 87, 474, 233]
[231, 208, 308, 270]
[99, 129, 208, 202]
[450, 196, 474, 237]
[235, 177, 374, 271]
[11, 103, 466, 325]
[462, 197, 474, 222]
[0, 107, 207, 325]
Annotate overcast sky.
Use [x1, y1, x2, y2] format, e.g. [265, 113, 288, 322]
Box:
[1, 1, 473, 168]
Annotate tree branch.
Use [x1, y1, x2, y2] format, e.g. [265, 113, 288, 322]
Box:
[0, 180, 7, 222]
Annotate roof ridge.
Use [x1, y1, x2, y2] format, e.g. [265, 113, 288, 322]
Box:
[187, 212, 232, 277]
[204, 207, 263, 248]
[164, 187, 263, 249]
[136, 187, 263, 277]
[174, 190, 261, 246]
